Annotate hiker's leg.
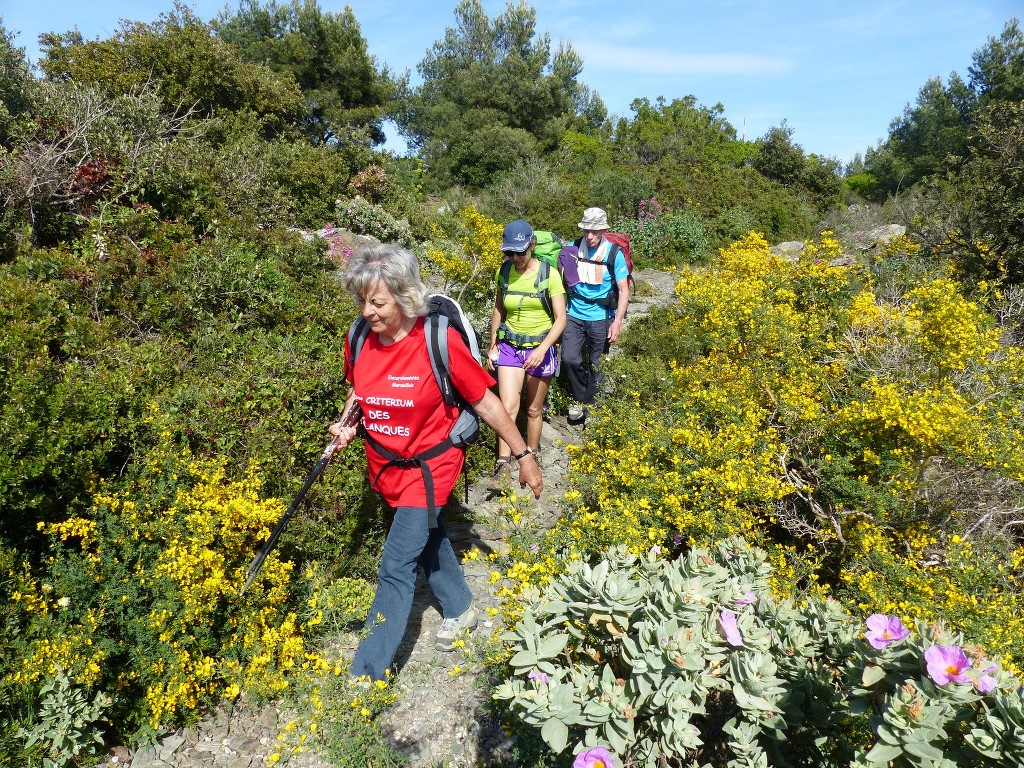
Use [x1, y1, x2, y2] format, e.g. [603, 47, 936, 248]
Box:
[350, 505, 428, 681]
[561, 316, 588, 402]
[524, 373, 551, 450]
[583, 318, 609, 404]
[523, 344, 558, 450]
[419, 509, 473, 619]
[495, 362, 527, 457]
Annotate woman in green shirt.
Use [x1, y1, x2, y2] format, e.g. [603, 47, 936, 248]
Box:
[486, 220, 567, 490]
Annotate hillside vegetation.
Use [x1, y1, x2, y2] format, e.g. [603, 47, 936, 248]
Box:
[1, 2, 1024, 766]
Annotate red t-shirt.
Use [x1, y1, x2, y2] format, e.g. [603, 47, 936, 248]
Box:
[345, 317, 494, 508]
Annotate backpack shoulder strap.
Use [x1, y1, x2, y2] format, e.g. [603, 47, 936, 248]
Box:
[537, 259, 553, 320]
[606, 242, 621, 274]
[498, 259, 513, 294]
[423, 310, 455, 407]
[347, 316, 371, 373]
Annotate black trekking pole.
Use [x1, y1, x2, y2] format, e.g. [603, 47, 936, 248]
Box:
[238, 404, 361, 596]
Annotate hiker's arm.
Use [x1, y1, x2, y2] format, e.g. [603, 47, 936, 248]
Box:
[524, 293, 566, 370]
[608, 277, 630, 343]
[471, 390, 543, 498]
[327, 389, 360, 449]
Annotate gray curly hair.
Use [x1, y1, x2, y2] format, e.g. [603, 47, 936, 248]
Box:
[344, 243, 429, 318]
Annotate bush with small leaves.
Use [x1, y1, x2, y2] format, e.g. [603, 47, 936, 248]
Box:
[335, 195, 412, 246]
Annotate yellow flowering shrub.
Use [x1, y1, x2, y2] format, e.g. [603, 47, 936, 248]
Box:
[424, 205, 502, 313]
[8, 427, 332, 734]
[495, 230, 1024, 672]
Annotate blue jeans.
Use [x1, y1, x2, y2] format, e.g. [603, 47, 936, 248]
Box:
[561, 314, 610, 405]
[349, 506, 473, 681]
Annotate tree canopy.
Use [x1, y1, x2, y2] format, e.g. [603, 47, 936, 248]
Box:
[214, 0, 396, 146]
[38, 4, 303, 135]
[397, 0, 600, 187]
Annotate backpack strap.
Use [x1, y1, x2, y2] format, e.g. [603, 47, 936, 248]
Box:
[537, 260, 553, 320]
[423, 308, 456, 407]
[497, 323, 549, 346]
[571, 241, 621, 310]
[346, 316, 371, 371]
[360, 426, 455, 528]
[497, 259, 554, 323]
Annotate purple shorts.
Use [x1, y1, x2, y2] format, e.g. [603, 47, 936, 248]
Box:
[497, 340, 558, 377]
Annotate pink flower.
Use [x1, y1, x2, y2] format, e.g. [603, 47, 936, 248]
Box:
[974, 673, 998, 694]
[925, 644, 971, 686]
[864, 614, 911, 650]
[573, 747, 615, 768]
[735, 591, 757, 606]
[975, 662, 998, 694]
[528, 670, 549, 684]
[718, 609, 743, 647]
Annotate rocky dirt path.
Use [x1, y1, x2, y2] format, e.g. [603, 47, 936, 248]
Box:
[111, 268, 680, 768]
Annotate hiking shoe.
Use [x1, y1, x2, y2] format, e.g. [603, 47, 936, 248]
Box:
[487, 458, 512, 492]
[435, 605, 478, 651]
[567, 401, 584, 421]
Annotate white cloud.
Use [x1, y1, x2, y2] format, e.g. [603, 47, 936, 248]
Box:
[576, 43, 793, 76]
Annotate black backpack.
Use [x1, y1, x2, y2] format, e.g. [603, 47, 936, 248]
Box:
[346, 294, 482, 520]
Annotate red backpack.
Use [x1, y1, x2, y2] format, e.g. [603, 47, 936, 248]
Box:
[604, 232, 636, 297]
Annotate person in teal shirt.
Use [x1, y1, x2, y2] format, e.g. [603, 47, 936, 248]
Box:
[562, 207, 630, 423]
[486, 220, 566, 489]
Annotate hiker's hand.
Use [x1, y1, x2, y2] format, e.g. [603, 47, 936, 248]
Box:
[524, 346, 546, 370]
[328, 420, 358, 450]
[518, 453, 543, 498]
[486, 343, 499, 371]
[607, 318, 624, 344]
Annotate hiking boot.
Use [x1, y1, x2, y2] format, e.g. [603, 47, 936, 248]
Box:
[435, 605, 478, 651]
[528, 447, 542, 469]
[487, 458, 512, 492]
[567, 400, 584, 421]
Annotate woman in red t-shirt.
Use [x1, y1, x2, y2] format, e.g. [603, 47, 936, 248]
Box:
[329, 244, 542, 682]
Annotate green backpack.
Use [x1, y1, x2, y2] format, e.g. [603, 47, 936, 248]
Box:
[532, 231, 562, 268]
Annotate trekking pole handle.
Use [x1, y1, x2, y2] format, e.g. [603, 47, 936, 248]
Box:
[238, 403, 362, 596]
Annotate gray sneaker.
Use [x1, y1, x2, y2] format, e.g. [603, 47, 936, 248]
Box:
[435, 605, 478, 651]
[567, 401, 584, 421]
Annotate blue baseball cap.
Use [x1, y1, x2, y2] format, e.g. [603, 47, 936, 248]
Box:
[501, 219, 534, 252]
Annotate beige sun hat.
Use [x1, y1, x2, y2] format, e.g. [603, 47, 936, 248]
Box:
[577, 207, 610, 230]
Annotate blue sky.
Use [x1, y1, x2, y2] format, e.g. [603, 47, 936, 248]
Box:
[3, 0, 1020, 165]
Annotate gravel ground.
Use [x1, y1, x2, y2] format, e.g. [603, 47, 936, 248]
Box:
[102, 267, 680, 768]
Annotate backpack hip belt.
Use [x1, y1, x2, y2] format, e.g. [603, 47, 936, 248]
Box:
[360, 424, 457, 528]
[569, 288, 617, 309]
[497, 321, 548, 347]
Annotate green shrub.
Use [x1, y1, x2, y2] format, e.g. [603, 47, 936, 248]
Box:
[496, 540, 1021, 768]
[17, 666, 110, 768]
[335, 195, 412, 245]
[612, 198, 710, 268]
[14, 430, 326, 736]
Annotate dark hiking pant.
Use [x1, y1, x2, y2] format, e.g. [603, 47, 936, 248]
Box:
[561, 314, 610, 406]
